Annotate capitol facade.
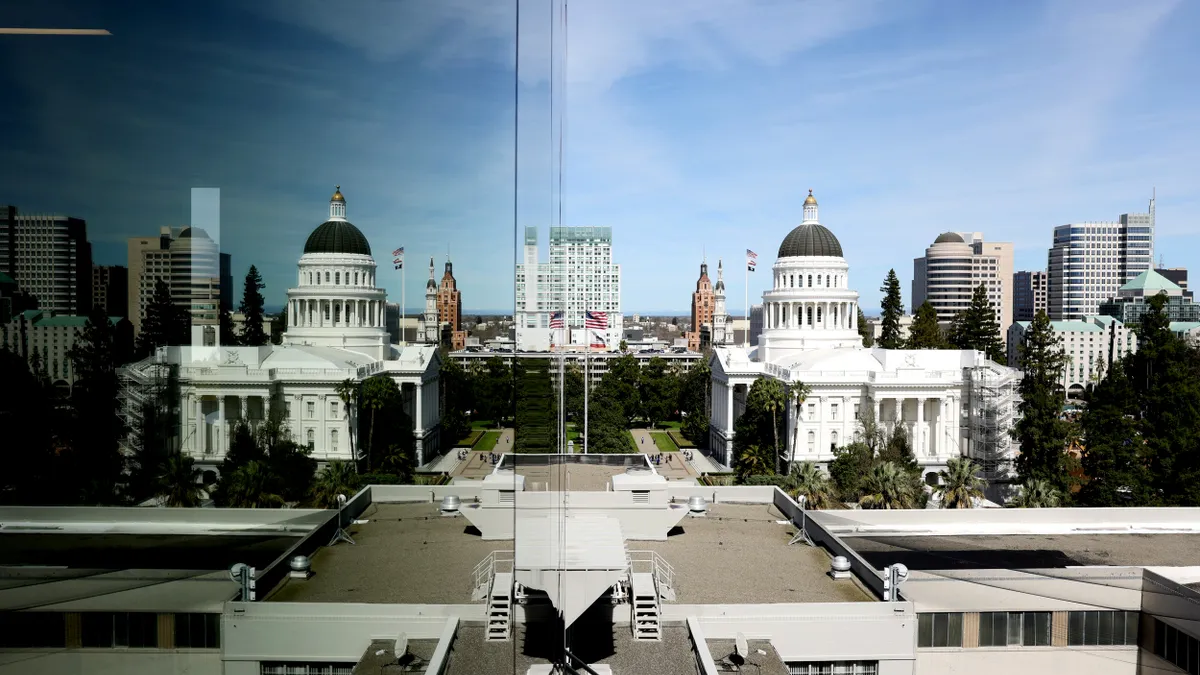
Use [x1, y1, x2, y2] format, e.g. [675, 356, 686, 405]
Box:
[120, 188, 442, 480]
[709, 191, 1021, 485]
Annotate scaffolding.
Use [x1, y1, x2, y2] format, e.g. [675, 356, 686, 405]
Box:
[964, 364, 1020, 490]
[117, 352, 181, 458]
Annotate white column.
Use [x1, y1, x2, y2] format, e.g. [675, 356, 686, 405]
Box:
[876, 396, 884, 423]
[916, 397, 925, 457]
[726, 383, 734, 435]
[238, 396, 248, 427]
[217, 396, 226, 455]
[415, 382, 424, 434]
[194, 395, 203, 455]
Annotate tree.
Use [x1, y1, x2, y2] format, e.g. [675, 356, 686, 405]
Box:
[618, 339, 628, 353]
[603, 353, 641, 427]
[828, 441, 873, 502]
[949, 284, 1005, 362]
[789, 461, 839, 509]
[220, 308, 238, 346]
[906, 301, 946, 349]
[1009, 479, 1062, 508]
[238, 265, 269, 346]
[475, 356, 513, 426]
[0, 347, 60, 504]
[360, 375, 398, 470]
[1012, 310, 1071, 492]
[735, 443, 774, 481]
[563, 363, 585, 424]
[335, 379, 359, 467]
[270, 306, 288, 345]
[310, 461, 360, 508]
[586, 386, 636, 453]
[159, 455, 203, 507]
[859, 461, 922, 509]
[66, 304, 125, 504]
[1076, 363, 1151, 506]
[877, 269, 905, 349]
[936, 457, 984, 508]
[137, 278, 189, 357]
[857, 307, 874, 347]
[439, 358, 473, 445]
[220, 460, 285, 508]
[514, 358, 555, 453]
[751, 378, 788, 475]
[639, 357, 677, 428]
[214, 412, 316, 506]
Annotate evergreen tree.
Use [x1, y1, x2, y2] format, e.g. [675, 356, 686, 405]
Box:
[677, 358, 712, 446]
[66, 305, 125, 503]
[238, 265, 269, 346]
[270, 306, 288, 345]
[438, 358, 473, 444]
[137, 278, 189, 356]
[604, 352, 641, 427]
[474, 356, 514, 427]
[857, 307, 874, 347]
[638, 357, 677, 428]
[219, 308, 238, 346]
[906, 301, 947, 349]
[950, 284, 1005, 362]
[514, 358, 555, 453]
[563, 363, 585, 424]
[877, 269, 905, 349]
[1076, 364, 1152, 505]
[1012, 310, 1071, 492]
[0, 348, 60, 504]
[586, 386, 636, 454]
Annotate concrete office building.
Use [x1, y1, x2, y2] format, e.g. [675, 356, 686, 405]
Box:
[913, 231, 1013, 334]
[712, 192, 1021, 486]
[1098, 269, 1200, 326]
[3, 467, 1200, 675]
[0, 212, 91, 316]
[3, 309, 133, 390]
[1007, 316, 1137, 399]
[127, 226, 231, 338]
[515, 226, 623, 351]
[92, 264, 129, 318]
[1155, 266, 1191, 300]
[1047, 197, 1155, 320]
[1014, 270, 1048, 322]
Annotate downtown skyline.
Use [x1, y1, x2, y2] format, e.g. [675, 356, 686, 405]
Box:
[2, 0, 1198, 315]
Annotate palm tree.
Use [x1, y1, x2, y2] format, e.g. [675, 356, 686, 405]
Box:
[311, 461, 359, 508]
[859, 461, 920, 509]
[221, 460, 284, 508]
[935, 457, 984, 509]
[736, 444, 773, 481]
[335, 378, 359, 469]
[1009, 479, 1062, 508]
[789, 461, 838, 509]
[159, 454, 203, 507]
[759, 379, 786, 475]
[359, 376, 394, 471]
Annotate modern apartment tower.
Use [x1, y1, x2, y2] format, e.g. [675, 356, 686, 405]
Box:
[1047, 196, 1155, 320]
[1013, 270, 1048, 322]
[515, 226, 622, 351]
[0, 212, 92, 316]
[913, 231, 1013, 334]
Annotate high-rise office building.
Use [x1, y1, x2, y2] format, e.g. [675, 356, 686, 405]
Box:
[127, 226, 228, 337]
[1156, 266, 1191, 300]
[1047, 197, 1155, 320]
[1013, 270, 1048, 322]
[913, 231, 1013, 334]
[515, 226, 622, 351]
[92, 265, 129, 318]
[0, 212, 91, 316]
[686, 259, 715, 352]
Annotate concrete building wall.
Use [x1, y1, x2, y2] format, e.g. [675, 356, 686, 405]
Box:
[0, 651, 220, 675]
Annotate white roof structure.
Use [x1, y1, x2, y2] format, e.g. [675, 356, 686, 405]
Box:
[514, 514, 629, 628]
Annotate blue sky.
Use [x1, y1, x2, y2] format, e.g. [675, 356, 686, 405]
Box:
[2, 0, 1198, 315]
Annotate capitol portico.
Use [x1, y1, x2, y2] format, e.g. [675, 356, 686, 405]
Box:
[120, 188, 442, 479]
[709, 191, 1020, 485]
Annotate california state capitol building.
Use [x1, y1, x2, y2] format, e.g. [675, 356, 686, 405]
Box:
[119, 188, 442, 481]
[709, 190, 1022, 489]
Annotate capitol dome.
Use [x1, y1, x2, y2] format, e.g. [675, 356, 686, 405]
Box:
[303, 186, 371, 256]
[777, 190, 843, 258]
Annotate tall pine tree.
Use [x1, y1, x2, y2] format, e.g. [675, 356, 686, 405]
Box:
[137, 278, 189, 356]
[66, 305, 126, 503]
[877, 269, 905, 348]
[857, 307, 874, 347]
[1012, 310, 1071, 492]
[219, 308, 238, 346]
[906, 301, 947, 349]
[950, 283, 1005, 362]
[1077, 363, 1153, 505]
[239, 265, 269, 346]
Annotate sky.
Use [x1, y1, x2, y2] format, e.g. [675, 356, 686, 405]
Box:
[2, 0, 1198, 315]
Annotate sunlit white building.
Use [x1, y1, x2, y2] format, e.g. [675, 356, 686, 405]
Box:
[709, 191, 1021, 484]
[119, 188, 442, 479]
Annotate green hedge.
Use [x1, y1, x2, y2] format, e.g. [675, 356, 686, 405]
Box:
[454, 429, 484, 448]
[666, 430, 694, 448]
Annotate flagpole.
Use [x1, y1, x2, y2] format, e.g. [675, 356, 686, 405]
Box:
[401, 261, 406, 346]
[745, 259, 749, 346]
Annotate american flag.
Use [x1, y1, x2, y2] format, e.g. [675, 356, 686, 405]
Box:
[392, 247, 405, 257]
[590, 330, 606, 348]
[549, 311, 565, 329]
[747, 248, 758, 272]
[585, 310, 608, 329]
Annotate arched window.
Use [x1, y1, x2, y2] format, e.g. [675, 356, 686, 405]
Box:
[316, 273, 320, 285]
[826, 275, 831, 286]
[334, 305, 341, 324]
[325, 272, 330, 282]
[354, 272, 359, 285]
[817, 274, 822, 286]
[331, 430, 339, 451]
[335, 272, 340, 284]
[831, 431, 839, 450]
[306, 429, 315, 451]
[790, 275, 794, 288]
[807, 431, 815, 453]
[817, 306, 823, 323]
[806, 306, 813, 326]
[807, 275, 812, 287]
[308, 272, 312, 284]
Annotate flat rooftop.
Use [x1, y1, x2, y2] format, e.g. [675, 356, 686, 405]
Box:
[844, 533, 1200, 571]
[444, 623, 698, 675]
[268, 503, 873, 605]
[0, 533, 300, 570]
[453, 452, 675, 491]
[708, 638, 790, 675]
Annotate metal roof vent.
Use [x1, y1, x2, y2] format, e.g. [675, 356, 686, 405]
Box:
[830, 556, 852, 579]
[687, 495, 708, 516]
[289, 555, 312, 580]
[439, 494, 461, 516]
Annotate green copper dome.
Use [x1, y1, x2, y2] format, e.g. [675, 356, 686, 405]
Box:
[304, 220, 371, 256]
[777, 223, 843, 258]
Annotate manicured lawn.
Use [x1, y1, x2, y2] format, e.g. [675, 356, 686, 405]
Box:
[658, 421, 683, 430]
[667, 430, 695, 448]
[650, 432, 679, 452]
[455, 430, 484, 448]
[477, 430, 503, 454]
[471, 419, 501, 430]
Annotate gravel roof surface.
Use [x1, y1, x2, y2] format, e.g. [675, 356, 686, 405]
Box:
[352, 637, 438, 674]
[709, 638, 790, 675]
[845, 533, 1200, 571]
[0, 533, 300, 570]
[443, 622, 697, 675]
[267, 502, 508, 603]
[637, 503, 874, 603]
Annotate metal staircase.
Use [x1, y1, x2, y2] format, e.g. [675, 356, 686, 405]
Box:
[630, 572, 661, 641]
[486, 571, 514, 641]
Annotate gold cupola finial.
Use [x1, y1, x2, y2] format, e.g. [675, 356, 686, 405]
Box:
[331, 185, 345, 202]
[804, 188, 817, 205]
